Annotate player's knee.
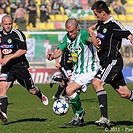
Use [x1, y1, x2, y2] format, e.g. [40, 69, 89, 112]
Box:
[0, 85, 7, 96]
[119, 91, 130, 99]
[92, 78, 101, 90]
[117, 86, 131, 99]
[66, 86, 71, 96]
[28, 88, 37, 95]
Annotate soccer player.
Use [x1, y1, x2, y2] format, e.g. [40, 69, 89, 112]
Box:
[88, 1, 133, 127]
[0, 15, 48, 124]
[47, 18, 97, 126]
[50, 49, 73, 100]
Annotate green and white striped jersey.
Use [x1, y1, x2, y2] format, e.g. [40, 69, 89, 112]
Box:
[58, 29, 96, 74]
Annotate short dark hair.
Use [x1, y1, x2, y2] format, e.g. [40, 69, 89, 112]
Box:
[92, 1, 111, 14]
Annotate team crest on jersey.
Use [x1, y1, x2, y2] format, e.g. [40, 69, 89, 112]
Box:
[7, 39, 12, 44]
[103, 28, 107, 33]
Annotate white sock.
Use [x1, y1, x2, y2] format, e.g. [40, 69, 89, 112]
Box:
[67, 92, 77, 100]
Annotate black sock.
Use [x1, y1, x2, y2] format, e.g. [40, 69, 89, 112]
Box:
[129, 90, 133, 101]
[97, 90, 108, 118]
[36, 89, 42, 100]
[0, 97, 8, 114]
[54, 77, 62, 82]
[62, 86, 66, 96]
[55, 84, 64, 98]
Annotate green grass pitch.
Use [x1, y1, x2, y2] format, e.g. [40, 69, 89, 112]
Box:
[0, 83, 133, 133]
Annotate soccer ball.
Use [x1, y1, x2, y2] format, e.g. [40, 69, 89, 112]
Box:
[52, 99, 69, 116]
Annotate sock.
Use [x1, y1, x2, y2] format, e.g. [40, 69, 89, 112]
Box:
[64, 79, 69, 86]
[129, 90, 133, 101]
[0, 96, 8, 114]
[97, 90, 108, 118]
[55, 84, 64, 98]
[70, 103, 76, 114]
[68, 92, 83, 114]
[54, 77, 62, 82]
[62, 88, 66, 96]
[35, 88, 42, 100]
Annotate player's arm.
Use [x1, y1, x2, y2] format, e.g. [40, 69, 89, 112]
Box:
[113, 30, 133, 44]
[1, 49, 27, 66]
[112, 24, 133, 44]
[47, 48, 63, 61]
[55, 57, 61, 69]
[9, 49, 27, 59]
[88, 24, 97, 37]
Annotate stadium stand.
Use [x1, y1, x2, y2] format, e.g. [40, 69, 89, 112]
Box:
[111, 0, 133, 25]
[54, 23, 63, 30]
[46, 23, 55, 30]
[127, 0, 133, 4]
[126, 6, 133, 13]
[4, 0, 133, 30]
[55, 14, 65, 21]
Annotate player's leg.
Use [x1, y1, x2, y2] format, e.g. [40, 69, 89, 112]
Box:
[93, 60, 123, 127]
[53, 84, 64, 100]
[66, 72, 95, 126]
[92, 77, 110, 127]
[66, 82, 85, 126]
[17, 68, 48, 105]
[0, 73, 13, 124]
[110, 71, 133, 101]
[50, 74, 62, 88]
[117, 86, 132, 99]
[60, 68, 72, 100]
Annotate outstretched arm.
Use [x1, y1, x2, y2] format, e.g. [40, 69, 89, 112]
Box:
[46, 48, 63, 61]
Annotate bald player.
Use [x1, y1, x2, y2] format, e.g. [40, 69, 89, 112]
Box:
[47, 18, 97, 126]
[0, 15, 48, 124]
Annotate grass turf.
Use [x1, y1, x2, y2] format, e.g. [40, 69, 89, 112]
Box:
[0, 83, 133, 133]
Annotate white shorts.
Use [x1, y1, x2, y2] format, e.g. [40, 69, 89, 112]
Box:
[70, 71, 96, 86]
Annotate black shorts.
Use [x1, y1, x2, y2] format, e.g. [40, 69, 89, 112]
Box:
[95, 59, 126, 89]
[1, 65, 35, 90]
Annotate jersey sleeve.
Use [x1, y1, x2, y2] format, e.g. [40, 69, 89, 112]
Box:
[16, 30, 27, 50]
[58, 34, 67, 50]
[113, 22, 132, 39]
[81, 30, 91, 44]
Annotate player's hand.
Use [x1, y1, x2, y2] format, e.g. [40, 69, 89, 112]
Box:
[88, 27, 96, 37]
[89, 36, 101, 50]
[128, 34, 133, 44]
[46, 49, 53, 61]
[1, 56, 11, 66]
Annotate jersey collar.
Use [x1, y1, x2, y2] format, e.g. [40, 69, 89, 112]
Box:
[3, 28, 14, 35]
[103, 16, 113, 24]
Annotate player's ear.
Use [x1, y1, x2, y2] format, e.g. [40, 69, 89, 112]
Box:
[77, 26, 79, 31]
[101, 11, 105, 16]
